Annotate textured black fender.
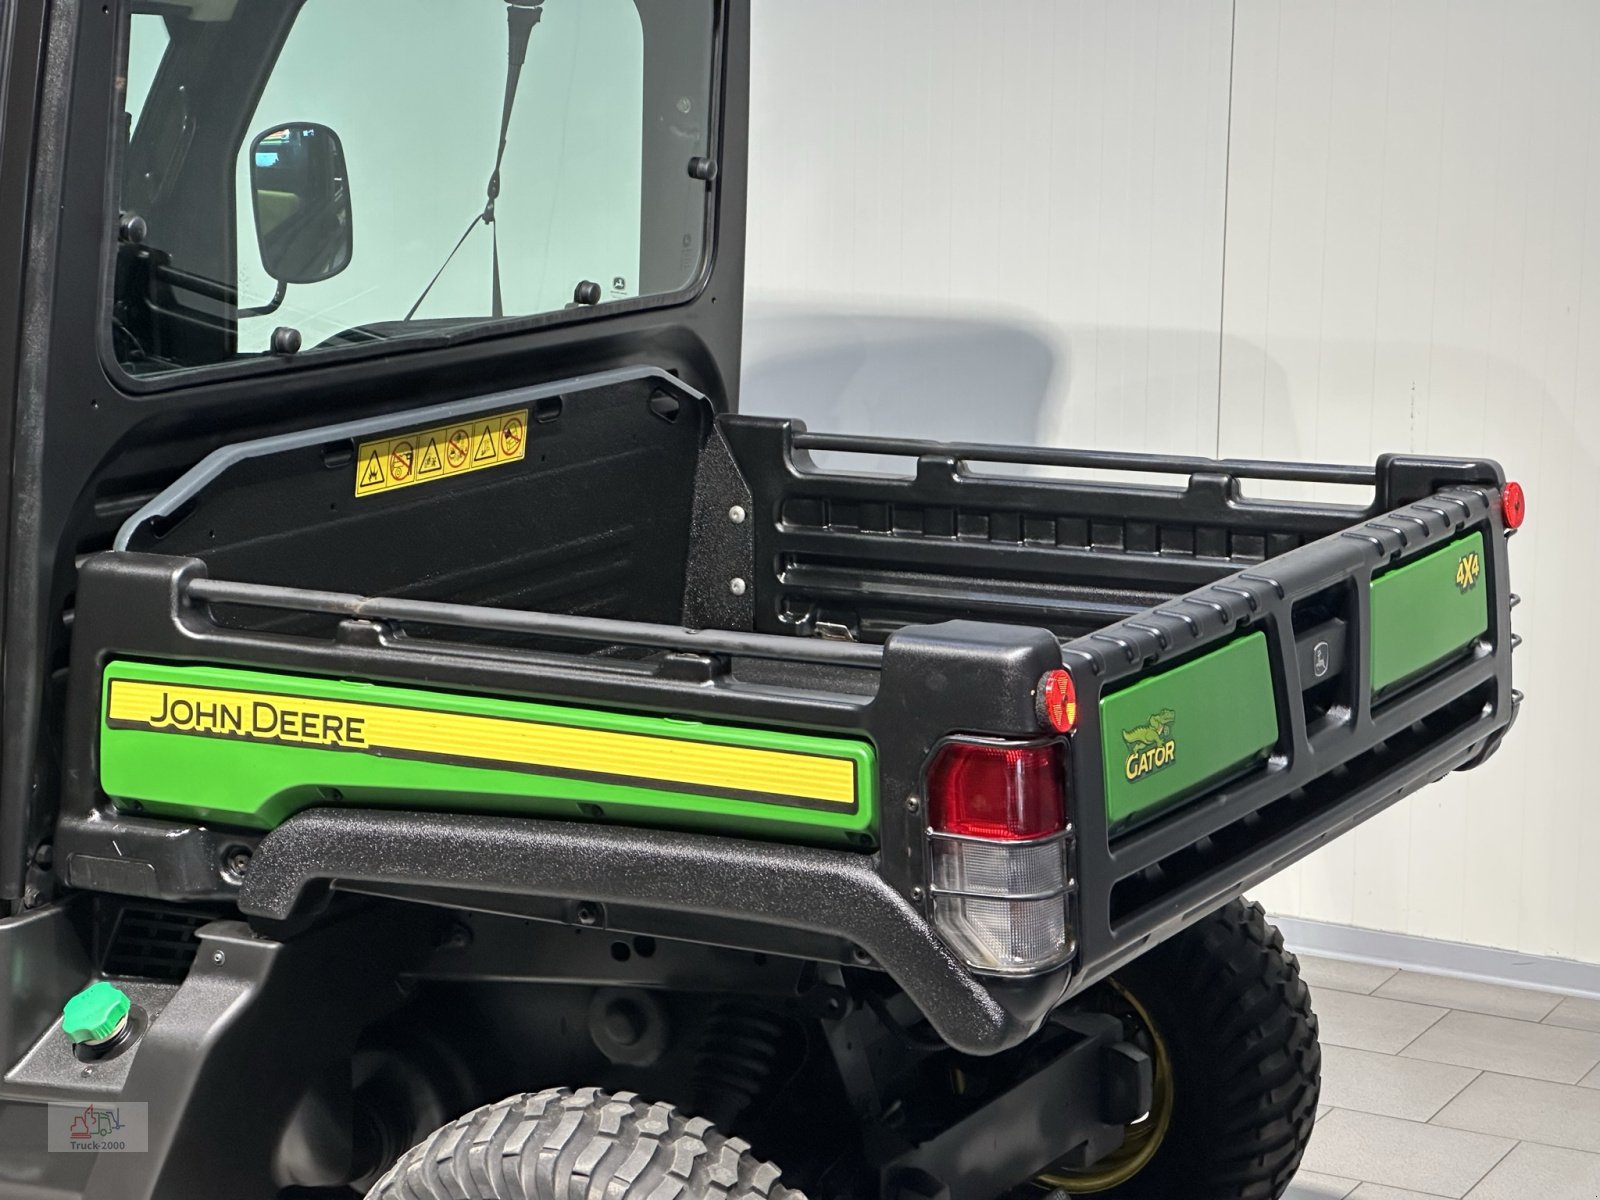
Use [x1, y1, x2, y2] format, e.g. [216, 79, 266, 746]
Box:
[239, 807, 1071, 1056]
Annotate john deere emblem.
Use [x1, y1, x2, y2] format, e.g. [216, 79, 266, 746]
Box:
[1455, 550, 1482, 593]
[1122, 708, 1177, 782]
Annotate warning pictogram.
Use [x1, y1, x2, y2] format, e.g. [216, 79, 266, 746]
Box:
[446, 428, 470, 469]
[354, 408, 529, 497]
[472, 423, 496, 463]
[358, 451, 386, 490]
[501, 416, 524, 456]
[418, 436, 443, 477]
[389, 440, 414, 483]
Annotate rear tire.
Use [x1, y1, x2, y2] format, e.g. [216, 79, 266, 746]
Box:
[366, 1086, 805, 1200]
[1052, 898, 1321, 1199]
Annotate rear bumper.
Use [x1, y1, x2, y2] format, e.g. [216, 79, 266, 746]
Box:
[238, 807, 1072, 1056]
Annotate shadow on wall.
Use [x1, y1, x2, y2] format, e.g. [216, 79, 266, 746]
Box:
[740, 304, 1060, 470]
[739, 304, 1283, 471]
[742, 305, 1564, 502]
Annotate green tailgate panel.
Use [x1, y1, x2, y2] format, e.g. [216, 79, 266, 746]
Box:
[1370, 532, 1489, 692]
[99, 661, 878, 846]
[1101, 633, 1279, 829]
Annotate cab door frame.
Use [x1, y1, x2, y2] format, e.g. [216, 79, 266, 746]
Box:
[0, 0, 59, 909]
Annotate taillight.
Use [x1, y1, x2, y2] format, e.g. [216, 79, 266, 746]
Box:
[924, 739, 1073, 975]
[927, 741, 1065, 840]
[1502, 481, 1526, 531]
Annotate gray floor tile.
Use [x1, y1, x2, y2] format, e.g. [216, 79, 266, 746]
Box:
[1401, 1010, 1600, 1084]
[1374, 971, 1562, 1022]
[1319, 1104, 1333, 1120]
[1298, 1109, 1514, 1197]
[1464, 1141, 1600, 1200]
[1545, 995, 1600, 1034]
[1349, 1187, 1456, 1200]
[1314, 988, 1450, 1054]
[1301, 955, 1400, 996]
[1320, 1044, 1479, 1120]
[1432, 1072, 1600, 1153]
[1286, 1170, 1360, 1200]
[1581, 1060, 1600, 1090]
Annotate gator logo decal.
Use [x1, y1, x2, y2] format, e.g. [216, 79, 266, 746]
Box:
[1122, 708, 1177, 782]
[1455, 550, 1483, 593]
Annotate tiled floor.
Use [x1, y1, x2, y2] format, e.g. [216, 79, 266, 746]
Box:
[1286, 956, 1600, 1199]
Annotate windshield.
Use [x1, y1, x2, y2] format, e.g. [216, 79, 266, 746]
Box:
[111, 0, 717, 378]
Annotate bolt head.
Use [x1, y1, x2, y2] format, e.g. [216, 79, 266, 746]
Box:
[212, 951, 226, 965]
[728, 505, 746, 524]
[905, 794, 920, 813]
[911, 885, 924, 901]
[729, 577, 747, 596]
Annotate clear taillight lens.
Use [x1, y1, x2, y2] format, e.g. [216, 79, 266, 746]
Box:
[930, 837, 1065, 897]
[930, 895, 1070, 975]
[924, 738, 1074, 975]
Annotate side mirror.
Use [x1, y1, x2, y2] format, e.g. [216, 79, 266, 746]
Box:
[248, 122, 353, 285]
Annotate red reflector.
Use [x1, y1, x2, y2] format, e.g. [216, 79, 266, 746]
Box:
[1502, 481, 1526, 530]
[1038, 669, 1078, 733]
[927, 741, 1066, 841]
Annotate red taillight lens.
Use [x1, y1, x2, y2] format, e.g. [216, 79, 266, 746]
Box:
[1502, 481, 1526, 530]
[1037, 669, 1078, 733]
[926, 741, 1066, 841]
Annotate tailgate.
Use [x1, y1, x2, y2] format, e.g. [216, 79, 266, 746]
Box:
[1064, 487, 1517, 989]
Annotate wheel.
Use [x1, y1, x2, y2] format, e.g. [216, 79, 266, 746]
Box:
[365, 1086, 806, 1200]
[1041, 899, 1321, 1199]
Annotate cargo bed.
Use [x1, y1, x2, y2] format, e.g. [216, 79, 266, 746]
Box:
[53, 369, 1520, 1053]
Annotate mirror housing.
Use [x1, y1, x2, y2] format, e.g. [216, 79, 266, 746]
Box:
[248, 122, 353, 285]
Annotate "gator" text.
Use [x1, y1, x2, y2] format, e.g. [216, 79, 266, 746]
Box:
[1125, 740, 1176, 781]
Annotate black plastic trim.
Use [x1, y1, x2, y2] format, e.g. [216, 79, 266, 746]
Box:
[113, 367, 712, 550]
[238, 807, 1064, 1057]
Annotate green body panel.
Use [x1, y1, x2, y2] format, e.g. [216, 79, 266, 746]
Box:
[1370, 532, 1489, 692]
[1100, 633, 1280, 828]
[99, 662, 878, 846]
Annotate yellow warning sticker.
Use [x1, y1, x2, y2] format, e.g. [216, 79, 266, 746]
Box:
[354, 408, 528, 498]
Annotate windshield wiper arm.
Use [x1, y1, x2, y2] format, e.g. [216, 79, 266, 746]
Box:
[405, 0, 544, 322]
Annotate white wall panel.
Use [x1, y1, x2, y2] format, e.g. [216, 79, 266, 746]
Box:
[743, 0, 1234, 456]
[1223, 0, 1600, 962]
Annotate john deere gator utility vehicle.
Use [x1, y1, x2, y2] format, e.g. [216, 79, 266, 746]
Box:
[0, 2, 1523, 1198]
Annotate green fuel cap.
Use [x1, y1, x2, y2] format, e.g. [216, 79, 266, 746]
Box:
[61, 981, 130, 1045]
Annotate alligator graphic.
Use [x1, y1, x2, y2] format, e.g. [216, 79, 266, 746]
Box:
[1121, 708, 1176, 751]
